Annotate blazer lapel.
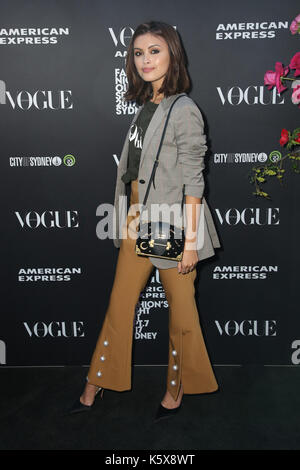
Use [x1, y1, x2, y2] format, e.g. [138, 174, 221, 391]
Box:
[139, 93, 186, 168]
[139, 104, 166, 168]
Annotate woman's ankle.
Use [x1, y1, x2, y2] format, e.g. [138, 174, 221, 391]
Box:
[161, 384, 183, 409]
[80, 383, 99, 406]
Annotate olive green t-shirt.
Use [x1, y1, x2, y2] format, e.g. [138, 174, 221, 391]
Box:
[121, 100, 159, 184]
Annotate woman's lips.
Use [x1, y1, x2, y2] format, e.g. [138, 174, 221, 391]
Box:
[142, 68, 154, 73]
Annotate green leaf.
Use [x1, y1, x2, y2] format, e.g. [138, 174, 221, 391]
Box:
[292, 127, 300, 139]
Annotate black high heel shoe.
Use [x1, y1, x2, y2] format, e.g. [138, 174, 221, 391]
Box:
[154, 384, 183, 422]
[154, 401, 182, 422]
[68, 386, 104, 415]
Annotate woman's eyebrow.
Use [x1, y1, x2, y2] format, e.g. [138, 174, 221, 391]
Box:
[134, 44, 161, 50]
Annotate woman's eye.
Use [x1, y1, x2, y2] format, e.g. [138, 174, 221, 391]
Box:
[134, 49, 160, 56]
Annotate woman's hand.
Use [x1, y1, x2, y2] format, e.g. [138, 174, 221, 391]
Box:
[177, 249, 198, 274]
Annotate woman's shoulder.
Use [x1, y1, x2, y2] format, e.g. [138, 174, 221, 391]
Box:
[172, 93, 199, 112]
[171, 94, 204, 123]
[169, 94, 205, 132]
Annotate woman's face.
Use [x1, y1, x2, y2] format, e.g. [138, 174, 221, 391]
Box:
[133, 33, 170, 90]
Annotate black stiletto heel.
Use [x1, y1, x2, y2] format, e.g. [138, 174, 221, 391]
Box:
[154, 402, 182, 421]
[154, 384, 183, 422]
[68, 386, 104, 415]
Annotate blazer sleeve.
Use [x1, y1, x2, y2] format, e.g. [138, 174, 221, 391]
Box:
[173, 98, 208, 198]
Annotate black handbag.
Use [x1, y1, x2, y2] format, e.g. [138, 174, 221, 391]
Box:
[135, 95, 186, 262]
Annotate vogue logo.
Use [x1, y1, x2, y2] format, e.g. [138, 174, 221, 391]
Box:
[215, 320, 277, 336]
[108, 27, 134, 48]
[23, 321, 85, 338]
[15, 210, 79, 228]
[217, 86, 284, 105]
[0, 80, 73, 109]
[215, 208, 280, 225]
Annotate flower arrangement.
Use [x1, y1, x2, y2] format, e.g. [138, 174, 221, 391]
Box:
[249, 13, 300, 199]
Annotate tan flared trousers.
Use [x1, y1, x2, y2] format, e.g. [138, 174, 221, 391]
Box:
[87, 179, 219, 401]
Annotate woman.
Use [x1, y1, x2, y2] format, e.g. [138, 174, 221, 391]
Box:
[69, 20, 221, 420]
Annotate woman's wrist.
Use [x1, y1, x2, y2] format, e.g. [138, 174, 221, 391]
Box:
[183, 237, 197, 251]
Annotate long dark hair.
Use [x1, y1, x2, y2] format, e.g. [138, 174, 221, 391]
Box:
[123, 21, 190, 106]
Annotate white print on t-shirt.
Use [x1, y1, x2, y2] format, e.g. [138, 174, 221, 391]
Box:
[128, 123, 143, 150]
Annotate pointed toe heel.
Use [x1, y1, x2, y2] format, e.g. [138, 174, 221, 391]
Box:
[154, 402, 182, 422]
[68, 387, 104, 415]
[68, 398, 92, 415]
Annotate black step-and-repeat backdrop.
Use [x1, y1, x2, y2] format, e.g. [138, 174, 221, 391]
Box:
[1, 0, 299, 368]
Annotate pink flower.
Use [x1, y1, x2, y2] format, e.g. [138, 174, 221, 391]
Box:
[290, 13, 300, 34]
[289, 52, 300, 77]
[264, 62, 290, 93]
[291, 83, 300, 107]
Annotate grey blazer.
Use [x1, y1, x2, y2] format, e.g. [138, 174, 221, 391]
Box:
[113, 92, 221, 269]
